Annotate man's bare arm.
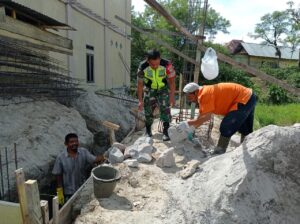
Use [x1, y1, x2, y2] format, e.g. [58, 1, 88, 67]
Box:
[187, 113, 212, 128]
[56, 175, 63, 188]
[168, 77, 175, 106]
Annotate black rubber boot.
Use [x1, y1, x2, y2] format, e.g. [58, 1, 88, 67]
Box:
[162, 122, 170, 141]
[145, 124, 152, 137]
[240, 134, 246, 144]
[212, 135, 230, 155]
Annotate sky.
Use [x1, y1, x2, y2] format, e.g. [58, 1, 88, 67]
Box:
[131, 0, 300, 44]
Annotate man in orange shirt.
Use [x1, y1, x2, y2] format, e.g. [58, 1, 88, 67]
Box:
[183, 82, 256, 154]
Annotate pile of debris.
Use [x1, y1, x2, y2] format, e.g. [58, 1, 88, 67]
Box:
[74, 123, 300, 224]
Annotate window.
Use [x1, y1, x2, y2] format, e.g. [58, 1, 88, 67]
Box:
[86, 45, 94, 83]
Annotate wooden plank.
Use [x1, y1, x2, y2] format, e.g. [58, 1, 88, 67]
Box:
[102, 121, 119, 145]
[0, 16, 72, 50]
[11, 10, 16, 19]
[193, 0, 208, 83]
[216, 53, 300, 96]
[178, 73, 183, 107]
[0, 6, 5, 22]
[143, 0, 300, 97]
[144, 0, 194, 40]
[115, 15, 200, 67]
[25, 180, 43, 224]
[0, 201, 22, 224]
[109, 129, 116, 145]
[15, 168, 29, 224]
[102, 120, 120, 130]
[52, 197, 59, 224]
[57, 177, 92, 224]
[40, 200, 49, 224]
[191, 0, 208, 118]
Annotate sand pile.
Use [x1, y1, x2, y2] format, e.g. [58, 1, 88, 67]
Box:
[74, 124, 300, 224]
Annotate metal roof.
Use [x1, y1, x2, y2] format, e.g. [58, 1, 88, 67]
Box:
[241, 42, 299, 60]
[0, 0, 71, 28]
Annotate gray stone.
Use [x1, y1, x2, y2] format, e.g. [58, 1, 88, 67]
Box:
[156, 147, 175, 168]
[134, 136, 153, 146]
[137, 153, 152, 163]
[124, 145, 139, 159]
[124, 159, 139, 168]
[108, 147, 124, 164]
[137, 143, 153, 154]
[112, 142, 126, 152]
[180, 160, 200, 179]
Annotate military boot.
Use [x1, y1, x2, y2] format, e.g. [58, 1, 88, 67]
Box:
[145, 124, 152, 137]
[212, 135, 230, 155]
[162, 122, 170, 141]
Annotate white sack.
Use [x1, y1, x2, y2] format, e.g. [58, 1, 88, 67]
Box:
[201, 47, 219, 80]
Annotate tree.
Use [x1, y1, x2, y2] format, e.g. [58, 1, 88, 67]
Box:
[140, 0, 230, 41]
[130, 8, 153, 83]
[205, 8, 231, 41]
[251, 11, 290, 64]
[286, 1, 300, 66]
[287, 1, 300, 29]
[130, 0, 231, 82]
[251, 2, 300, 67]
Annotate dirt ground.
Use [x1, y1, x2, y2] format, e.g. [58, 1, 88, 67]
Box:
[72, 118, 223, 224]
[71, 120, 300, 224]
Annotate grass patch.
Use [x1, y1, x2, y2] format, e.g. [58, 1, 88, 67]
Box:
[254, 103, 300, 129]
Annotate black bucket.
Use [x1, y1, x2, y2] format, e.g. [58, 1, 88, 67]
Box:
[92, 166, 121, 198]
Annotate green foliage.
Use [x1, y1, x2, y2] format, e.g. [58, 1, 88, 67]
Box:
[251, 81, 269, 103]
[130, 10, 149, 83]
[204, 42, 231, 56]
[199, 62, 254, 89]
[258, 65, 300, 104]
[200, 43, 248, 87]
[286, 1, 300, 49]
[204, 8, 231, 40]
[141, 0, 230, 40]
[251, 2, 300, 57]
[287, 72, 300, 88]
[254, 103, 300, 129]
[251, 10, 290, 61]
[130, 0, 231, 85]
[268, 85, 289, 104]
[261, 65, 300, 88]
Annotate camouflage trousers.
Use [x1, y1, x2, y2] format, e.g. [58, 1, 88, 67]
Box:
[143, 87, 171, 127]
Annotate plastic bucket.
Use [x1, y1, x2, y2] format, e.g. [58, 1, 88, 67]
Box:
[92, 166, 121, 198]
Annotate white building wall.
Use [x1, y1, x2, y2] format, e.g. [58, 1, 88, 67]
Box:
[14, 0, 131, 90]
[105, 0, 131, 88]
[66, 8, 106, 89]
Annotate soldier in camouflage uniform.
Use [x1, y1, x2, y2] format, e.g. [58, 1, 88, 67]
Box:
[137, 50, 176, 141]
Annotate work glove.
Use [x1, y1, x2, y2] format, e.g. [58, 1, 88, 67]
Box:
[187, 132, 194, 142]
[56, 187, 64, 205]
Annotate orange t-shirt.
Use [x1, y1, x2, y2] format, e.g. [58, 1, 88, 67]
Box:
[198, 83, 252, 116]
